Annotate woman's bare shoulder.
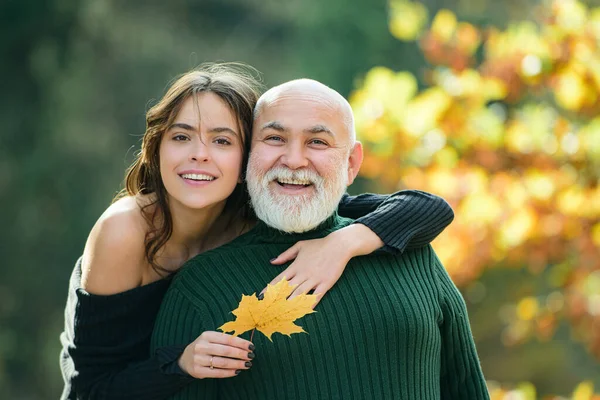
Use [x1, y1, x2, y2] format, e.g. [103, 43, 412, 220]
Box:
[81, 195, 152, 295]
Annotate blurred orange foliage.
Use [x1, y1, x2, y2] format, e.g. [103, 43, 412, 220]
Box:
[352, 0, 600, 363]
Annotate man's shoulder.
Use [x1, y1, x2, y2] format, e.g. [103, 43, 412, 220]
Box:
[354, 244, 439, 274]
[169, 229, 268, 288]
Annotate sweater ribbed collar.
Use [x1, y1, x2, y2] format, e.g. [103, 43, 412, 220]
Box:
[250, 212, 349, 244]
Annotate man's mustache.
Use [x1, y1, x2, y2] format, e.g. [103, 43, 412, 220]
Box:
[262, 167, 324, 186]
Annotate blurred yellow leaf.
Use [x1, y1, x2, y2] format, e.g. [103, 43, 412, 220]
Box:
[516, 382, 537, 400]
[557, 186, 587, 216]
[403, 87, 452, 136]
[592, 223, 600, 247]
[498, 208, 537, 248]
[459, 192, 503, 226]
[389, 0, 428, 41]
[589, 7, 600, 40]
[431, 9, 457, 42]
[456, 22, 481, 54]
[573, 381, 594, 400]
[554, 67, 587, 110]
[555, 0, 588, 33]
[524, 171, 556, 201]
[517, 297, 539, 321]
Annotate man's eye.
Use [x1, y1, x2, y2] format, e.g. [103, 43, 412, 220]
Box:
[265, 136, 283, 142]
[310, 139, 328, 146]
[264, 136, 284, 145]
[214, 138, 231, 145]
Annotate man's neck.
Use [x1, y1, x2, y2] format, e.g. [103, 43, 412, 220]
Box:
[249, 211, 351, 244]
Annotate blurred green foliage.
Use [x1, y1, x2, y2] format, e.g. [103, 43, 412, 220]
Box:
[2, 0, 599, 398]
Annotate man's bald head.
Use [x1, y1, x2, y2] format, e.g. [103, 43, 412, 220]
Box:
[253, 79, 356, 145]
[247, 78, 364, 233]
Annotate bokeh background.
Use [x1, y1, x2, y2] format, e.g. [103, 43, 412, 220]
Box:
[3, 0, 600, 398]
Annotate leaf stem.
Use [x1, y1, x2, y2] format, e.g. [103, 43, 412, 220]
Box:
[250, 328, 256, 342]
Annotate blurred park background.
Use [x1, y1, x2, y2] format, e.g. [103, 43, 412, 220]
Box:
[2, 0, 600, 398]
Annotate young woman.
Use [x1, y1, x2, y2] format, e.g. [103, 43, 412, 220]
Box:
[59, 64, 454, 399]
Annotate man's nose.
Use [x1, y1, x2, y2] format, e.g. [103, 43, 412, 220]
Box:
[189, 140, 210, 162]
[280, 143, 309, 169]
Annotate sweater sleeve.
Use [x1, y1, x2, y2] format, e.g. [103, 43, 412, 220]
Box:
[432, 253, 489, 400]
[62, 347, 193, 400]
[59, 260, 193, 400]
[151, 287, 218, 400]
[337, 190, 454, 254]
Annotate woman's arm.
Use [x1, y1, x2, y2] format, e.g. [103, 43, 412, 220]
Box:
[61, 346, 193, 400]
[265, 189, 454, 304]
[61, 206, 252, 399]
[60, 258, 194, 400]
[337, 189, 454, 254]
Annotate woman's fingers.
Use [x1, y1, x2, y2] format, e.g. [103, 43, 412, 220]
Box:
[194, 366, 241, 379]
[208, 343, 253, 361]
[197, 354, 252, 371]
[181, 331, 255, 379]
[269, 270, 296, 287]
[262, 271, 296, 296]
[288, 280, 317, 300]
[191, 332, 255, 379]
[310, 284, 329, 307]
[203, 331, 254, 351]
[271, 243, 301, 265]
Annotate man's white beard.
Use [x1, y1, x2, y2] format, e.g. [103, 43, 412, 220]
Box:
[246, 162, 348, 233]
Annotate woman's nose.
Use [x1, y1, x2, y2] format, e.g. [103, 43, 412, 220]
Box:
[190, 140, 210, 162]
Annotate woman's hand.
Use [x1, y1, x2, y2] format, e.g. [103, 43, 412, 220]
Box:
[266, 223, 384, 306]
[178, 331, 255, 379]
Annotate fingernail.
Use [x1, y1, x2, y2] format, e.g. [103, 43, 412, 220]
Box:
[245, 361, 253, 367]
[248, 352, 255, 359]
[248, 344, 255, 351]
[270, 258, 277, 262]
[235, 370, 241, 375]
[257, 293, 264, 300]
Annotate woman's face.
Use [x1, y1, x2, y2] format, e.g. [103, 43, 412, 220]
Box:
[159, 92, 244, 212]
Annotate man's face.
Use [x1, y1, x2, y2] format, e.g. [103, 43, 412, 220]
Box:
[247, 91, 362, 232]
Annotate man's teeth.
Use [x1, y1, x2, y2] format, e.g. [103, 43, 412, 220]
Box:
[277, 178, 312, 185]
[181, 173, 215, 181]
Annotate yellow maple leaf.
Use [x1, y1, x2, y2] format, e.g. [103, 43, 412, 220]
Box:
[219, 279, 317, 341]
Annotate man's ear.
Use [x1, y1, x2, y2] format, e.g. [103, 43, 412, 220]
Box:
[346, 141, 363, 185]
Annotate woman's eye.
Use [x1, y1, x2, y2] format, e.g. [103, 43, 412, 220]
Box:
[214, 138, 231, 145]
[173, 134, 189, 141]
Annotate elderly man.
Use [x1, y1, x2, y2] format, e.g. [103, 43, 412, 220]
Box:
[151, 79, 489, 399]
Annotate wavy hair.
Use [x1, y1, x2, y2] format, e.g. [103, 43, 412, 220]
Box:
[115, 63, 262, 276]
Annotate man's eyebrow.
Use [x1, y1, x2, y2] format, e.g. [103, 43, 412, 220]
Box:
[260, 121, 287, 132]
[304, 125, 334, 137]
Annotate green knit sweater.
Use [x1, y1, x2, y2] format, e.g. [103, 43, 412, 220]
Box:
[151, 214, 489, 400]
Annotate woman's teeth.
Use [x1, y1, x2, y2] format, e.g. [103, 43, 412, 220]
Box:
[181, 173, 215, 181]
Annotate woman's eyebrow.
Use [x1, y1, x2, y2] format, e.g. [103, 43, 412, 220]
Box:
[167, 123, 239, 136]
[167, 122, 195, 131]
[208, 127, 239, 135]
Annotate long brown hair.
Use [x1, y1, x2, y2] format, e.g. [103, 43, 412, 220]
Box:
[115, 63, 263, 276]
